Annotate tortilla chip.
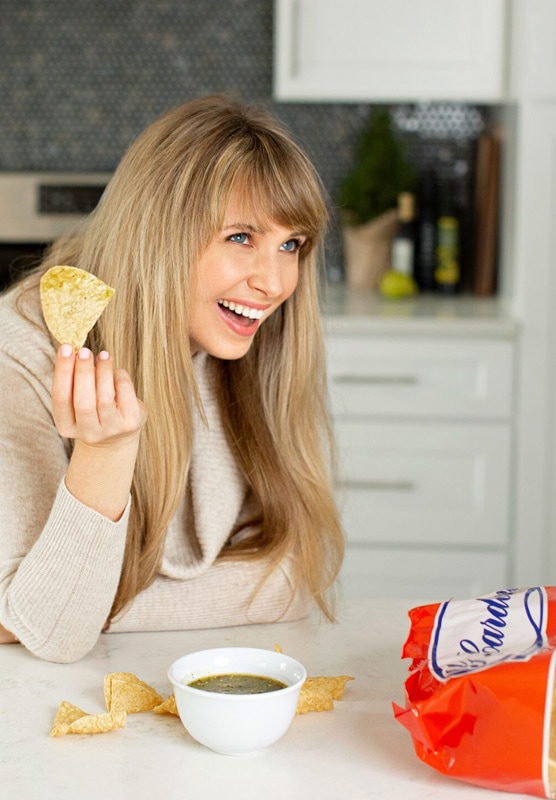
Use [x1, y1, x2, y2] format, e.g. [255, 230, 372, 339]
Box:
[274, 643, 283, 653]
[297, 683, 335, 714]
[296, 675, 354, 715]
[50, 700, 88, 735]
[104, 672, 164, 714]
[40, 265, 114, 352]
[153, 693, 179, 716]
[50, 700, 126, 737]
[304, 675, 354, 701]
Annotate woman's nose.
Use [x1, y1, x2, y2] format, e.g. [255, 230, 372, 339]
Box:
[247, 252, 284, 298]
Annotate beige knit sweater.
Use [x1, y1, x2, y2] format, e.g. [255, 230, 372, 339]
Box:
[0, 286, 309, 663]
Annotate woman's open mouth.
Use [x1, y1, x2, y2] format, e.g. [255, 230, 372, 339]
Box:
[217, 299, 265, 335]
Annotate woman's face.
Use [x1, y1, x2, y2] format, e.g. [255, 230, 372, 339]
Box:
[189, 194, 306, 360]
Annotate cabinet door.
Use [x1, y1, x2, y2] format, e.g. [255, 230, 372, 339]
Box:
[274, 0, 507, 102]
[335, 419, 511, 546]
[340, 546, 507, 601]
[522, 0, 556, 100]
[327, 335, 513, 421]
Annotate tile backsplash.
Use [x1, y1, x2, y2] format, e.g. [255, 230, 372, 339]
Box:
[0, 0, 489, 280]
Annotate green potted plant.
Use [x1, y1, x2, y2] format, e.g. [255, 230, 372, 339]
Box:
[337, 110, 416, 289]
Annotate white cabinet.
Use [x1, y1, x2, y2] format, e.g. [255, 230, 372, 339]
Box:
[326, 319, 514, 601]
[273, 0, 508, 102]
[507, 0, 556, 588]
[342, 548, 507, 603]
[327, 336, 513, 420]
[521, 0, 556, 100]
[336, 420, 510, 547]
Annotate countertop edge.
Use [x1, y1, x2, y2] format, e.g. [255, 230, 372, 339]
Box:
[321, 285, 518, 339]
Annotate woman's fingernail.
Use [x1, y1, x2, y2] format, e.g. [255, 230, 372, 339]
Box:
[78, 348, 90, 360]
[98, 351, 110, 361]
[60, 344, 73, 357]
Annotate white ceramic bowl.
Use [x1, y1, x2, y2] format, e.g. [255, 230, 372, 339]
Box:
[167, 647, 307, 755]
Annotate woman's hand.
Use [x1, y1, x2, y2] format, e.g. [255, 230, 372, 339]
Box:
[52, 345, 147, 521]
[0, 623, 18, 643]
[52, 345, 146, 448]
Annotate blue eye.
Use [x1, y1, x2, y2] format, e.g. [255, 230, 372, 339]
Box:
[281, 238, 303, 252]
[229, 233, 250, 244]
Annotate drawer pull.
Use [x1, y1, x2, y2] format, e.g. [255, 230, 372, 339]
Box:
[333, 374, 418, 386]
[338, 479, 416, 492]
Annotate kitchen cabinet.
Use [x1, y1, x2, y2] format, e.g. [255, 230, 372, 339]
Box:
[324, 290, 515, 600]
[341, 549, 506, 603]
[273, 0, 508, 102]
[522, 0, 556, 100]
[508, 0, 556, 587]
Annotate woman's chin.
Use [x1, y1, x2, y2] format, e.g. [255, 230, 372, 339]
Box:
[190, 337, 255, 361]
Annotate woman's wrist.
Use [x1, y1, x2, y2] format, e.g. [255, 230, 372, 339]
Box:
[65, 436, 140, 522]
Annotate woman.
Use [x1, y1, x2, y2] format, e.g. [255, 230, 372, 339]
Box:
[0, 95, 344, 662]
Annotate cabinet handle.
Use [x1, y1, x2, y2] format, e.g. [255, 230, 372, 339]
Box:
[290, 0, 300, 78]
[338, 479, 416, 492]
[333, 374, 418, 386]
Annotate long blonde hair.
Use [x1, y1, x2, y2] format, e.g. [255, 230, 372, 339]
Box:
[24, 95, 344, 621]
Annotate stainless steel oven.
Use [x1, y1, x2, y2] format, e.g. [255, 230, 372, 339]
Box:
[0, 172, 112, 290]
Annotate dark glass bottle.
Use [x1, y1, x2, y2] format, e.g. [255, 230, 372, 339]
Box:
[415, 170, 438, 292]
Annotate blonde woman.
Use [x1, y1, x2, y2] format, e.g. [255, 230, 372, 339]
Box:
[0, 95, 344, 662]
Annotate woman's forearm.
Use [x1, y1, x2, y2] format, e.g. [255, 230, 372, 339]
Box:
[0, 481, 130, 663]
[110, 557, 311, 633]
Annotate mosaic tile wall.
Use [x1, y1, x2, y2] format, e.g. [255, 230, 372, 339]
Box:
[0, 0, 488, 280]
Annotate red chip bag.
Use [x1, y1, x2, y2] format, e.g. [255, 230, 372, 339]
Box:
[393, 587, 556, 798]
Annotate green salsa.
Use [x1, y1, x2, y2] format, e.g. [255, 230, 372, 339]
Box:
[188, 673, 287, 694]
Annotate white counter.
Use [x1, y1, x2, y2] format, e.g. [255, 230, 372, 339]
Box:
[0, 598, 534, 800]
[323, 283, 517, 339]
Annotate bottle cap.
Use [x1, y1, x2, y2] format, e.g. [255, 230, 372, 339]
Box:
[398, 192, 415, 222]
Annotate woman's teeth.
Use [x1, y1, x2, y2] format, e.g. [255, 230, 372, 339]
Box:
[218, 300, 264, 320]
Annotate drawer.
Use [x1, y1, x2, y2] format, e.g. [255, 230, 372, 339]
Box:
[340, 546, 508, 602]
[327, 335, 513, 420]
[335, 419, 511, 546]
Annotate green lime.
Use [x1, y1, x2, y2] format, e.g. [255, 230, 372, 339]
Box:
[378, 271, 418, 299]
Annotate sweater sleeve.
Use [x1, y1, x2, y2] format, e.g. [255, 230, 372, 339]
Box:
[109, 554, 311, 633]
[0, 345, 129, 663]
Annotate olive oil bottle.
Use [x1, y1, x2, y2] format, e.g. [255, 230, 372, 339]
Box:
[435, 183, 460, 294]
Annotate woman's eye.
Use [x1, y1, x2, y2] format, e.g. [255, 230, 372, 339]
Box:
[280, 238, 303, 253]
[229, 233, 250, 244]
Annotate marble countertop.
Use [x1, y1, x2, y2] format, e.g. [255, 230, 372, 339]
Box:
[322, 283, 518, 338]
[0, 598, 535, 800]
